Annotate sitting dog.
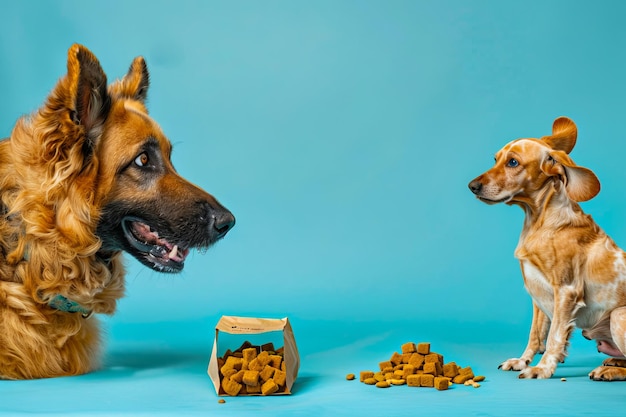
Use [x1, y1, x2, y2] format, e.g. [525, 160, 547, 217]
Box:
[468, 116, 626, 381]
[0, 44, 235, 379]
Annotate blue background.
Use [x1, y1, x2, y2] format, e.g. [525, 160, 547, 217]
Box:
[1, 1, 626, 415]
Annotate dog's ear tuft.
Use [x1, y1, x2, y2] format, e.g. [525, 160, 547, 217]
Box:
[68, 44, 111, 148]
[108, 56, 150, 103]
[541, 116, 577, 154]
[541, 150, 600, 202]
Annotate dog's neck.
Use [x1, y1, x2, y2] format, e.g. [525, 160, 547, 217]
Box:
[513, 179, 585, 233]
[46, 251, 120, 318]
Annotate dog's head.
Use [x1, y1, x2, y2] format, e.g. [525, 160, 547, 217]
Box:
[468, 117, 600, 206]
[20, 44, 235, 273]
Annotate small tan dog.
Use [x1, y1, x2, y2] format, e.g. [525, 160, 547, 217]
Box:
[469, 116, 626, 381]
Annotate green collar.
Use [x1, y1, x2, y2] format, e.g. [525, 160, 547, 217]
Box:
[48, 295, 93, 318]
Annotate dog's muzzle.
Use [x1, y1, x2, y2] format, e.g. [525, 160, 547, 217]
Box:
[119, 207, 235, 273]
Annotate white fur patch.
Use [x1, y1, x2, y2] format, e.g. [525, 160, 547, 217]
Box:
[521, 260, 554, 319]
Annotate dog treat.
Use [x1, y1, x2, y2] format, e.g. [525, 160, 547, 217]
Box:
[452, 366, 475, 384]
[261, 379, 279, 395]
[273, 369, 287, 387]
[442, 362, 459, 378]
[260, 365, 276, 382]
[355, 341, 485, 393]
[269, 355, 283, 368]
[221, 377, 243, 396]
[408, 353, 425, 368]
[242, 347, 257, 362]
[464, 379, 481, 388]
[420, 374, 435, 387]
[390, 352, 404, 366]
[242, 370, 260, 387]
[231, 369, 245, 383]
[221, 356, 243, 373]
[434, 377, 450, 391]
[218, 399, 226, 404]
[245, 383, 262, 394]
[261, 342, 275, 352]
[423, 362, 443, 376]
[406, 374, 421, 387]
[402, 364, 415, 379]
[425, 353, 442, 364]
[379, 360, 393, 371]
[360, 371, 375, 382]
[218, 340, 288, 396]
[221, 367, 238, 379]
[401, 342, 417, 354]
[346, 373, 356, 381]
[416, 343, 430, 355]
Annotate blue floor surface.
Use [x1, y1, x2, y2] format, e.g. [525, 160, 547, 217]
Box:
[0, 317, 623, 416]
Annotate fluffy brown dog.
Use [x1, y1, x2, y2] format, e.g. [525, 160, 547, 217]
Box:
[468, 117, 626, 381]
[0, 44, 235, 379]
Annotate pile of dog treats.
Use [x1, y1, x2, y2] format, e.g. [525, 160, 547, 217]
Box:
[217, 341, 287, 396]
[353, 342, 484, 390]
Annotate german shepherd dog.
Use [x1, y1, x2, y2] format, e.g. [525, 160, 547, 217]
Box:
[0, 44, 235, 379]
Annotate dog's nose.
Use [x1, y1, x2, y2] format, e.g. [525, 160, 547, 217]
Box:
[213, 209, 235, 238]
[468, 180, 482, 195]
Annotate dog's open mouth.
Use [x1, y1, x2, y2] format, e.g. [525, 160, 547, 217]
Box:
[121, 216, 190, 272]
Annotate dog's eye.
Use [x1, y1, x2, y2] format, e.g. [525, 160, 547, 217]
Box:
[134, 153, 149, 167]
[507, 158, 519, 168]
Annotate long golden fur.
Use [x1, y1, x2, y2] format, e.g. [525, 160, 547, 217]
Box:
[0, 44, 235, 379]
[469, 117, 626, 381]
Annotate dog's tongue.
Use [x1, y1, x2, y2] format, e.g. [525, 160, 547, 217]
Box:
[131, 221, 158, 244]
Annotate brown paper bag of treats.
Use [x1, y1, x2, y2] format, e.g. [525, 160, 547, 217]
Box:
[208, 316, 300, 396]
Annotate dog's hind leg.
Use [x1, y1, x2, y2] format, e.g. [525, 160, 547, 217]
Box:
[589, 307, 626, 381]
[499, 302, 550, 371]
[609, 307, 626, 358]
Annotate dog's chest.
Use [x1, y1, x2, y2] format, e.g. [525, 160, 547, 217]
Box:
[520, 260, 554, 318]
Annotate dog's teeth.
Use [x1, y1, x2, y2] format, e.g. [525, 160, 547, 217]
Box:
[169, 245, 179, 259]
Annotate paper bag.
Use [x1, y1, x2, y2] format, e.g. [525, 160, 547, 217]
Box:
[208, 315, 300, 396]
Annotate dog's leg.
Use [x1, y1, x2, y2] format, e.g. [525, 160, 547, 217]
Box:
[519, 286, 581, 379]
[589, 307, 626, 381]
[500, 302, 549, 371]
[610, 307, 626, 357]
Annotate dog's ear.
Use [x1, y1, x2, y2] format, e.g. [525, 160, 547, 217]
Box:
[541, 117, 577, 154]
[108, 56, 150, 103]
[541, 150, 600, 202]
[66, 44, 111, 147]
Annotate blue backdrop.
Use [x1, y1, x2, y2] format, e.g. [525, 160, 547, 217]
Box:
[1, 1, 626, 416]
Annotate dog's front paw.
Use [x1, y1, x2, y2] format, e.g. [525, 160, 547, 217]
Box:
[499, 358, 529, 371]
[519, 365, 554, 379]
